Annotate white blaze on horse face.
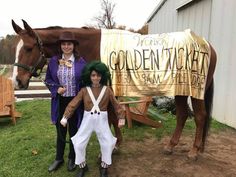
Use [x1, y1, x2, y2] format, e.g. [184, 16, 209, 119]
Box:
[12, 39, 23, 89]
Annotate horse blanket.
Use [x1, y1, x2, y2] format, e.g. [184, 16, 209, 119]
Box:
[100, 29, 210, 99]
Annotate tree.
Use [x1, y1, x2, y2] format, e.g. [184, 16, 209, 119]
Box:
[0, 35, 19, 64]
[92, 0, 148, 34]
[93, 0, 116, 29]
[136, 24, 148, 35]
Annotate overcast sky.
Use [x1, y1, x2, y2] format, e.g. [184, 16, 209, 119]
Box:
[0, 0, 160, 37]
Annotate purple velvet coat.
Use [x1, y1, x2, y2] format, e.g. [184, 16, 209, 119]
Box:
[45, 55, 86, 126]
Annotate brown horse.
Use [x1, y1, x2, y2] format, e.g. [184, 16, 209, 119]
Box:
[12, 19, 217, 160]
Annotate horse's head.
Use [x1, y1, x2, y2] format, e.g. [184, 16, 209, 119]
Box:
[12, 19, 47, 89]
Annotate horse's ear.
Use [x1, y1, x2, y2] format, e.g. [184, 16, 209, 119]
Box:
[22, 19, 36, 37]
[12, 20, 23, 34]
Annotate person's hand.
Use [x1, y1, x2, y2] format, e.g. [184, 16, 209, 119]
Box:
[60, 117, 68, 127]
[57, 87, 66, 95]
[118, 118, 125, 128]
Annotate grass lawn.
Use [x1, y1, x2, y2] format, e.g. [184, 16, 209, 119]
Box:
[0, 99, 228, 177]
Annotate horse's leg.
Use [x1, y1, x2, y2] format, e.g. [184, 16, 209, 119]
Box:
[163, 96, 189, 154]
[188, 98, 206, 160]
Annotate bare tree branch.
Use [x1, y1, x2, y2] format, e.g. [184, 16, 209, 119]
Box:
[93, 0, 116, 29]
[91, 0, 148, 34]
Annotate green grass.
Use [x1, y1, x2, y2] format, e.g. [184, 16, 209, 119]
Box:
[0, 99, 229, 177]
[0, 66, 9, 76]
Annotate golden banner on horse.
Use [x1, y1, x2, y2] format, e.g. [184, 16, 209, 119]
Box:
[100, 29, 210, 99]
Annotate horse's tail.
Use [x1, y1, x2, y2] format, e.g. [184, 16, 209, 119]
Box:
[202, 79, 214, 151]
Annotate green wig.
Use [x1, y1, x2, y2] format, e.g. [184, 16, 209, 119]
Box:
[80, 61, 112, 87]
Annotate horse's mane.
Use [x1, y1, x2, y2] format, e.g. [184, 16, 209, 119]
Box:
[81, 26, 97, 30]
[34, 26, 63, 30]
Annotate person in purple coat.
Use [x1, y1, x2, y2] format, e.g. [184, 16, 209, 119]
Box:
[45, 31, 86, 172]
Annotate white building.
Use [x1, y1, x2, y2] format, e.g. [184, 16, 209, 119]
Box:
[147, 0, 236, 128]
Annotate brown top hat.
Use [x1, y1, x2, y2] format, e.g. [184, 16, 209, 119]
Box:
[57, 31, 79, 45]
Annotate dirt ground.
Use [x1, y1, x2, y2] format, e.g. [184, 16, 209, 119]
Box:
[110, 129, 236, 177]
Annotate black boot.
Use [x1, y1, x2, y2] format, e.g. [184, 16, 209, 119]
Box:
[48, 159, 64, 172]
[67, 159, 76, 171]
[100, 167, 108, 177]
[76, 165, 88, 177]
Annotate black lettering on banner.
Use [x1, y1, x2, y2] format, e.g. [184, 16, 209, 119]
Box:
[124, 73, 131, 83]
[171, 48, 178, 70]
[200, 52, 209, 76]
[141, 73, 162, 84]
[143, 49, 150, 70]
[163, 48, 173, 70]
[109, 51, 116, 70]
[153, 74, 162, 84]
[191, 74, 205, 89]
[126, 50, 134, 71]
[134, 49, 142, 69]
[185, 47, 192, 70]
[117, 50, 125, 70]
[177, 47, 184, 70]
[150, 49, 159, 70]
[191, 49, 199, 73]
[135, 35, 161, 47]
[178, 72, 188, 84]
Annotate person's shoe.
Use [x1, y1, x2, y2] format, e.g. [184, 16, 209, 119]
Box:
[67, 159, 76, 171]
[48, 159, 64, 172]
[100, 167, 108, 177]
[76, 165, 88, 177]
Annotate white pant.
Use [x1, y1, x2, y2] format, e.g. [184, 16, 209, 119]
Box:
[71, 111, 117, 165]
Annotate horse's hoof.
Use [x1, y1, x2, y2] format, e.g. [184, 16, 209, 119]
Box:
[163, 145, 173, 155]
[187, 150, 198, 161]
[112, 145, 120, 155]
[116, 139, 122, 147]
[199, 144, 205, 153]
[187, 154, 198, 161]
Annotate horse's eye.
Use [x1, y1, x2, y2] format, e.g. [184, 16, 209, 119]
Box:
[24, 47, 32, 52]
[26, 48, 32, 52]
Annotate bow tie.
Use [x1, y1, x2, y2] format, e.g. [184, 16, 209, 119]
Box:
[59, 59, 72, 68]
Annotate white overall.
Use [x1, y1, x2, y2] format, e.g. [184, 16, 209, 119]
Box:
[71, 86, 117, 165]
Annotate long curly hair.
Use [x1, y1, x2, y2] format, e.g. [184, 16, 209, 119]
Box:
[80, 61, 112, 87]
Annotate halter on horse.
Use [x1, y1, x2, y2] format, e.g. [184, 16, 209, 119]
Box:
[12, 19, 217, 160]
